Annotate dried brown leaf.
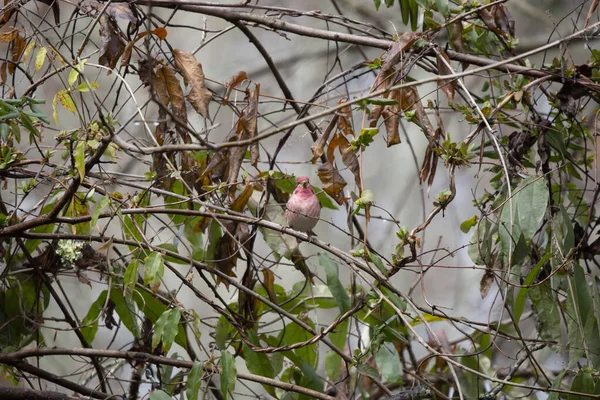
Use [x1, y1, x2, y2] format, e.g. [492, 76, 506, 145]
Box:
[215, 235, 237, 287]
[419, 126, 442, 187]
[98, 15, 125, 70]
[181, 152, 198, 190]
[381, 32, 419, 74]
[337, 98, 354, 136]
[448, 22, 464, 53]
[0, 28, 18, 43]
[152, 110, 176, 191]
[382, 108, 400, 146]
[1, 0, 14, 26]
[262, 269, 277, 303]
[122, 28, 167, 68]
[405, 87, 437, 140]
[311, 116, 338, 163]
[317, 161, 347, 205]
[241, 85, 259, 168]
[381, 89, 402, 146]
[436, 50, 455, 101]
[478, 8, 496, 29]
[173, 49, 212, 119]
[222, 71, 247, 104]
[0, 62, 6, 85]
[585, 0, 599, 28]
[202, 125, 237, 182]
[152, 66, 170, 106]
[480, 269, 494, 299]
[159, 65, 189, 143]
[9, 34, 25, 75]
[106, 4, 137, 23]
[493, 4, 515, 37]
[230, 179, 254, 212]
[138, 58, 155, 87]
[373, 32, 419, 91]
[327, 132, 360, 186]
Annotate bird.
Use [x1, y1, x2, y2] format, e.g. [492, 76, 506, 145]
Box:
[285, 176, 321, 234]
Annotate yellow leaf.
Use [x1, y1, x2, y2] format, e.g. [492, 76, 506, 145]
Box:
[35, 46, 47, 71]
[57, 89, 76, 113]
[23, 42, 35, 66]
[410, 313, 447, 326]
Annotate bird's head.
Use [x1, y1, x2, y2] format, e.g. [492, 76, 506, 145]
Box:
[296, 176, 310, 189]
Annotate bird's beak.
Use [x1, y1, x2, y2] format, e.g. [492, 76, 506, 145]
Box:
[301, 182, 308, 188]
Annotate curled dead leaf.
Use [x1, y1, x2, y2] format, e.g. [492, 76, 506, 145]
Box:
[98, 14, 126, 70]
[436, 50, 455, 101]
[311, 115, 338, 163]
[230, 179, 255, 213]
[337, 98, 354, 136]
[327, 133, 361, 186]
[215, 235, 237, 287]
[158, 65, 189, 143]
[493, 4, 515, 37]
[173, 49, 212, 119]
[222, 71, 247, 104]
[0, 28, 18, 43]
[9, 34, 25, 75]
[373, 32, 419, 91]
[317, 161, 347, 205]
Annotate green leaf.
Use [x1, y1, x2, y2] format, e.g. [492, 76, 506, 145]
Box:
[279, 317, 318, 370]
[325, 318, 349, 380]
[186, 362, 203, 400]
[547, 369, 566, 400]
[144, 252, 164, 292]
[373, 0, 381, 10]
[357, 363, 380, 380]
[123, 259, 139, 302]
[156, 243, 187, 265]
[316, 191, 338, 210]
[149, 391, 171, 400]
[29, 102, 50, 124]
[375, 342, 403, 384]
[109, 288, 139, 338]
[75, 141, 86, 181]
[242, 331, 275, 396]
[152, 308, 181, 353]
[220, 351, 237, 400]
[215, 310, 236, 350]
[77, 81, 99, 92]
[460, 215, 478, 233]
[243, 330, 274, 377]
[409, 0, 419, 31]
[435, 0, 448, 17]
[298, 361, 324, 399]
[400, 0, 410, 24]
[499, 177, 548, 265]
[320, 253, 350, 313]
[566, 284, 585, 366]
[68, 68, 79, 86]
[569, 368, 595, 400]
[80, 290, 108, 343]
[133, 289, 187, 349]
[529, 279, 561, 346]
[513, 253, 552, 324]
[571, 265, 600, 367]
[91, 195, 110, 229]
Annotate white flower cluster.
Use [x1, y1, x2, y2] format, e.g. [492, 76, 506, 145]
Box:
[55, 240, 84, 266]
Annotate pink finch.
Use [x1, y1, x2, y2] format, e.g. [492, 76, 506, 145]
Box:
[285, 176, 321, 234]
